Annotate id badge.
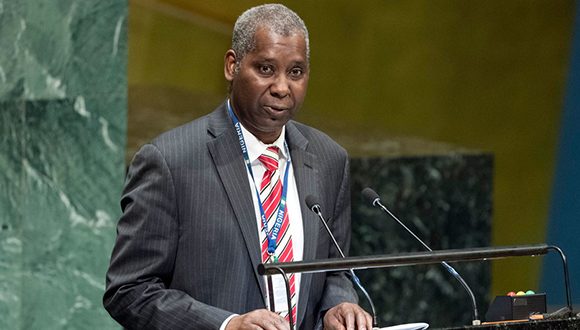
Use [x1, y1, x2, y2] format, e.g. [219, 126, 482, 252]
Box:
[271, 274, 289, 313]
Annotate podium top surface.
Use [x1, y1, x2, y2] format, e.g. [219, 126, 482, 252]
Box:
[438, 317, 579, 330]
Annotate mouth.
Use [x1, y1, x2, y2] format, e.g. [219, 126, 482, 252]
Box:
[264, 105, 289, 112]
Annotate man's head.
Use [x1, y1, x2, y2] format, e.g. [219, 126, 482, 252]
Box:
[231, 4, 310, 67]
[224, 4, 310, 144]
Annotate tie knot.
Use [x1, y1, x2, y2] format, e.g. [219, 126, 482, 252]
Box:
[258, 146, 280, 172]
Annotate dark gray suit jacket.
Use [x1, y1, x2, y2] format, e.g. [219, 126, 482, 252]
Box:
[104, 102, 358, 329]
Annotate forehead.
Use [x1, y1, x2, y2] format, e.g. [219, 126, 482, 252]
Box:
[247, 28, 308, 63]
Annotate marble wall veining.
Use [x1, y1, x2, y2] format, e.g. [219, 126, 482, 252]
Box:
[0, 1, 127, 329]
[0, 1, 127, 100]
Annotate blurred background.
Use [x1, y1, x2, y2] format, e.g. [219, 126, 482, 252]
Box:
[1, 0, 578, 328]
[128, 0, 576, 302]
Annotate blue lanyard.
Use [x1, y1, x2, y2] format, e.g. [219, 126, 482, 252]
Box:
[227, 99, 291, 255]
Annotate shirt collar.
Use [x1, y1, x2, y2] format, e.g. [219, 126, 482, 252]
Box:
[239, 124, 287, 164]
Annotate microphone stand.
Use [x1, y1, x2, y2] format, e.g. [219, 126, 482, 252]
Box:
[364, 188, 480, 325]
[312, 203, 378, 328]
[376, 199, 480, 325]
[546, 245, 574, 314]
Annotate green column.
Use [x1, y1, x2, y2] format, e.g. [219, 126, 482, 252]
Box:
[0, 1, 127, 329]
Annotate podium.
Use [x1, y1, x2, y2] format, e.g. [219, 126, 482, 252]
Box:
[258, 244, 573, 330]
[442, 317, 580, 329]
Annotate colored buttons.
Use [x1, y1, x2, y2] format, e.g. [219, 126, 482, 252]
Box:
[506, 290, 536, 296]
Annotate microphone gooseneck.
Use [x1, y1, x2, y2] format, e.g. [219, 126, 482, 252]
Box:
[305, 195, 378, 328]
[363, 187, 481, 326]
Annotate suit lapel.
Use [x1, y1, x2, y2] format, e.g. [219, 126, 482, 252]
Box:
[207, 109, 322, 323]
[286, 122, 320, 327]
[206, 104, 267, 303]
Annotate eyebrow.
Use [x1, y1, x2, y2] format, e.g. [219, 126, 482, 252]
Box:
[252, 57, 307, 67]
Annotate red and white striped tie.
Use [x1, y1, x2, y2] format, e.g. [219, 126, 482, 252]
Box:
[258, 146, 297, 324]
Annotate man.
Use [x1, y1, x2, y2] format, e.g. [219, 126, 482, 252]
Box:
[104, 4, 372, 330]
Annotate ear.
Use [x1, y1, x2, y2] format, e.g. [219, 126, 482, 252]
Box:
[224, 49, 237, 82]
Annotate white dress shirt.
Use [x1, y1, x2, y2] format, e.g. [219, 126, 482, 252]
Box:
[220, 124, 304, 329]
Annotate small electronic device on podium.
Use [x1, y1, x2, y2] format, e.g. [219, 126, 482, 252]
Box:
[485, 291, 547, 322]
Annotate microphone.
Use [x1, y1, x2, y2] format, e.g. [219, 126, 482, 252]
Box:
[362, 187, 481, 326]
[305, 195, 378, 328]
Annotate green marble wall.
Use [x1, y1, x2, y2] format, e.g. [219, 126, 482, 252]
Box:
[0, 1, 127, 329]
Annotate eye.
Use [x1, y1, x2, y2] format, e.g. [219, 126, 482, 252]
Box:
[258, 64, 274, 75]
[289, 67, 304, 79]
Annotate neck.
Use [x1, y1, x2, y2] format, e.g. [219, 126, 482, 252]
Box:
[255, 131, 281, 145]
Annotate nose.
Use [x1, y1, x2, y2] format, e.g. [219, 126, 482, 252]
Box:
[270, 74, 290, 98]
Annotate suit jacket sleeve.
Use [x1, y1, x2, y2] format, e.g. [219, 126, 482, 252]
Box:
[103, 143, 232, 329]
